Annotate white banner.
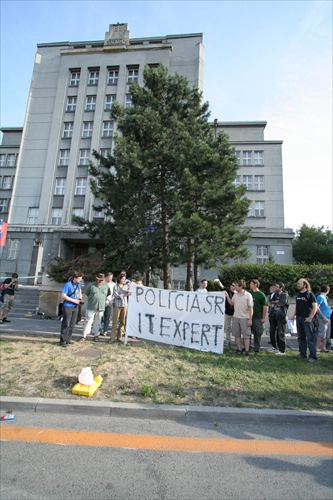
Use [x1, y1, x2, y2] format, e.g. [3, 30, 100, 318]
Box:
[126, 284, 225, 353]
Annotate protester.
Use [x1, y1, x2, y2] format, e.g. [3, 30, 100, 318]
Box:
[0, 273, 19, 323]
[196, 279, 208, 293]
[267, 282, 289, 355]
[100, 272, 115, 337]
[214, 278, 235, 347]
[292, 278, 318, 362]
[59, 272, 83, 347]
[249, 279, 267, 353]
[81, 273, 111, 342]
[315, 285, 331, 353]
[109, 274, 131, 343]
[225, 279, 253, 357]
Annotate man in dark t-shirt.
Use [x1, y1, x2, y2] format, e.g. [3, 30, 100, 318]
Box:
[292, 278, 317, 362]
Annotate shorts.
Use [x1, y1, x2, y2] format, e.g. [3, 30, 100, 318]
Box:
[316, 317, 331, 339]
[232, 317, 252, 339]
[1, 294, 14, 313]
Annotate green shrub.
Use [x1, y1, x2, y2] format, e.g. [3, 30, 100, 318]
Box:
[208, 263, 333, 297]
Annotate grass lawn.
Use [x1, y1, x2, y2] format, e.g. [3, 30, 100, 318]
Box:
[0, 338, 332, 411]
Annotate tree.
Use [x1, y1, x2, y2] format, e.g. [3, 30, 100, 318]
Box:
[292, 225, 333, 264]
[84, 64, 250, 289]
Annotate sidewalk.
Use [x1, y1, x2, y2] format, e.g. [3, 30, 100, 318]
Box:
[0, 317, 332, 426]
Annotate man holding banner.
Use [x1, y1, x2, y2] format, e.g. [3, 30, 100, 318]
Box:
[226, 279, 253, 357]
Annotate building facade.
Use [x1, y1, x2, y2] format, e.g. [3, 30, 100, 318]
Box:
[0, 23, 293, 284]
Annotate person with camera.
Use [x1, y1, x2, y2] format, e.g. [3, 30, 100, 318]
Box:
[59, 271, 83, 347]
[0, 273, 19, 324]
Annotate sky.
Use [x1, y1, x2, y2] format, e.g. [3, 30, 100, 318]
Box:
[1, 0, 332, 232]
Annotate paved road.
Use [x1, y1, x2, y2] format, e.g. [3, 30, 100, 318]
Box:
[1, 412, 332, 500]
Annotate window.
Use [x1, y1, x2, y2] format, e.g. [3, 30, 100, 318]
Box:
[233, 175, 241, 187]
[257, 246, 269, 264]
[105, 95, 116, 110]
[92, 208, 105, 219]
[72, 208, 84, 218]
[254, 201, 265, 217]
[66, 97, 77, 112]
[243, 175, 252, 190]
[63, 122, 73, 138]
[248, 203, 253, 218]
[108, 68, 119, 85]
[1, 176, 13, 189]
[254, 151, 264, 165]
[82, 122, 93, 138]
[88, 70, 99, 85]
[85, 95, 96, 111]
[242, 151, 252, 165]
[59, 149, 70, 166]
[8, 239, 20, 260]
[6, 154, 16, 167]
[100, 148, 111, 158]
[234, 151, 240, 165]
[51, 208, 62, 225]
[254, 175, 264, 190]
[27, 208, 39, 224]
[54, 178, 66, 195]
[75, 178, 87, 195]
[70, 71, 80, 86]
[79, 149, 90, 165]
[127, 67, 139, 83]
[0, 199, 9, 213]
[125, 95, 134, 108]
[0, 154, 5, 167]
[102, 121, 113, 137]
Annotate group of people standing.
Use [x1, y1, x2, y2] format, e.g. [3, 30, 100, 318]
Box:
[213, 277, 331, 361]
[60, 271, 134, 347]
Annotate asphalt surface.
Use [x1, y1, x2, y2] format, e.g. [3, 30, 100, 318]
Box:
[0, 316, 332, 426]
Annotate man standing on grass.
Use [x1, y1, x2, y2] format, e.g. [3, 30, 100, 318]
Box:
[268, 282, 289, 356]
[81, 274, 110, 343]
[249, 279, 267, 353]
[315, 285, 331, 353]
[100, 272, 115, 337]
[59, 272, 83, 348]
[226, 279, 253, 357]
[292, 278, 318, 363]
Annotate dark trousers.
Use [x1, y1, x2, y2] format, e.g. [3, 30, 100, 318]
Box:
[252, 318, 264, 351]
[269, 318, 286, 352]
[60, 306, 79, 344]
[103, 304, 112, 333]
[296, 316, 317, 360]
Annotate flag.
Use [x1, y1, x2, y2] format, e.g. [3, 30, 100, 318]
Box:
[0, 221, 8, 246]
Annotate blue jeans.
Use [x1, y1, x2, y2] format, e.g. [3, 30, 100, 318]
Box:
[296, 317, 317, 360]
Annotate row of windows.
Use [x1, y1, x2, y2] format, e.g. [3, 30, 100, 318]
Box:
[235, 151, 264, 166]
[26, 207, 105, 226]
[62, 120, 114, 139]
[54, 177, 87, 196]
[58, 148, 110, 166]
[69, 67, 139, 87]
[0, 154, 17, 168]
[234, 175, 264, 190]
[66, 94, 133, 112]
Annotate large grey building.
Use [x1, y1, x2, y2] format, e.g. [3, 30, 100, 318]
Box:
[0, 23, 293, 285]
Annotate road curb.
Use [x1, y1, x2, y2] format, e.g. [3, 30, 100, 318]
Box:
[1, 396, 332, 425]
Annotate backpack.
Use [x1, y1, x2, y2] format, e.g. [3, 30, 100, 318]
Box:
[0, 282, 4, 302]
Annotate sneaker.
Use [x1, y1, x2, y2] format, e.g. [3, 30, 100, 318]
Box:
[66, 340, 75, 345]
[0, 319, 2, 323]
[236, 349, 242, 355]
[308, 357, 316, 363]
[286, 333, 291, 337]
[60, 343, 67, 348]
[275, 351, 285, 355]
[2, 318, 11, 323]
[93, 336, 100, 342]
[268, 347, 277, 353]
[245, 351, 250, 357]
